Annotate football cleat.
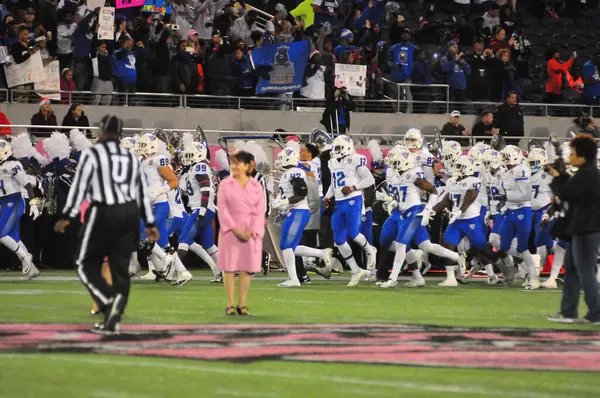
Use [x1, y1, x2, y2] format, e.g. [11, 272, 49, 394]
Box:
[278, 279, 301, 288]
[540, 278, 558, 289]
[323, 248, 333, 270]
[525, 279, 541, 290]
[487, 275, 502, 285]
[261, 252, 271, 275]
[302, 275, 311, 284]
[102, 294, 125, 333]
[171, 271, 192, 286]
[22, 263, 40, 280]
[348, 269, 368, 287]
[378, 279, 398, 289]
[138, 271, 157, 281]
[313, 266, 332, 280]
[366, 247, 378, 270]
[405, 278, 425, 287]
[547, 312, 575, 324]
[210, 274, 224, 283]
[502, 266, 518, 286]
[438, 279, 458, 287]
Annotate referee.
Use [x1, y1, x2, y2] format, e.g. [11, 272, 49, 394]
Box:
[54, 114, 160, 334]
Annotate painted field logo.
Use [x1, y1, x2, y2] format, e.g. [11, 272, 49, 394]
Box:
[1, 323, 600, 371]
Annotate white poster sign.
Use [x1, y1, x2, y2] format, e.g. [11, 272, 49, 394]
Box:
[334, 64, 367, 97]
[87, 0, 105, 10]
[98, 7, 115, 40]
[34, 60, 61, 101]
[4, 52, 45, 88]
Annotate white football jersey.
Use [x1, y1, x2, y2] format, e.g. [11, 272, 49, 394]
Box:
[412, 148, 435, 184]
[502, 163, 532, 210]
[485, 167, 506, 216]
[141, 154, 170, 204]
[328, 153, 368, 201]
[447, 176, 482, 220]
[167, 188, 185, 218]
[530, 170, 552, 210]
[182, 162, 216, 211]
[278, 167, 309, 210]
[473, 162, 489, 209]
[310, 157, 323, 197]
[0, 160, 29, 197]
[387, 166, 426, 212]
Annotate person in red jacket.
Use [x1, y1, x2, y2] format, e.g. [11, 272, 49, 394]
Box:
[0, 106, 12, 136]
[545, 47, 575, 103]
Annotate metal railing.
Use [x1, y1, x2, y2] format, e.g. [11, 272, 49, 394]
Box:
[245, 4, 273, 32]
[6, 87, 600, 117]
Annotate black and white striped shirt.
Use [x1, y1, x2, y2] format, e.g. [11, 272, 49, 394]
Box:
[252, 170, 271, 217]
[62, 140, 155, 225]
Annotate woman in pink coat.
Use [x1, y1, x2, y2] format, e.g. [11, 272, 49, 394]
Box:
[217, 150, 266, 315]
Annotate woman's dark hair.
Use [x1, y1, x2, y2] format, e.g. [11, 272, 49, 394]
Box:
[70, 103, 81, 112]
[231, 150, 254, 174]
[305, 143, 320, 159]
[569, 134, 598, 163]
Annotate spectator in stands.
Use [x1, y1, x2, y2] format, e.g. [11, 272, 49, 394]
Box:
[482, 3, 501, 31]
[489, 26, 514, 53]
[36, 33, 53, 66]
[568, 113, 600, 138]
[30, 98, 57, 136]
[494, 91, 524, 141]
[411, 49, 436, 112]
[10, 26, 35, 103]
[0, 105, 12, 136]
[22, 7, 38, 40]
[56, 9, 76, 72]
[471, 110, 499, 139]
[366, 53, 383, 99]
[91, 41, 113, 105]
[171, 40, 199, 94]
[204, 36, 233, 96]
[249, 30, 264, 50]
[265, 4, 288, 38]
[509, 27, 531, 79]
[290, 0, 316, 36]
[112, 36, 138, 100]
[172, 0, 194, 35]
[441, 110, 470, 146]
[214, 3, 237, 37]
[301, 50, 326, 100]
[72, 8, 98, 92]
[321, 85, 355, 135]
[467, 37, 494, 100]
[312, 0, 340, 31]
[582, 53, 600, 106]
[62, 103, 90, 135]
[490, 49, 515, 100]
[231, 10, 259, 47]
[231, 46, 254, 96]
[388, 29, 416, 84]
[440, 41, 471, 103]
[360, 20, 381, 58]
[389, 14, 406, 46]
[500, 4, 518, 35]
[334, 29, 356, 62]
[60, 68, 76, 103]
[453, 0, 471, 16]
[193, 0, 232, 41]
[545, 47, 575, 103]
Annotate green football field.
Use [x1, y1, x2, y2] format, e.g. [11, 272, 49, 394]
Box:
[0, 270, 599, 398]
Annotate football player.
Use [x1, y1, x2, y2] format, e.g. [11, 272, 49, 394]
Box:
[404, 128, 436, 185]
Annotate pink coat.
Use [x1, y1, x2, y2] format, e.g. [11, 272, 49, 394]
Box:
[217, 176, 266, 273]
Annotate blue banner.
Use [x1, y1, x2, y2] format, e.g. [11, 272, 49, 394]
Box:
[250, 40, 310, 94]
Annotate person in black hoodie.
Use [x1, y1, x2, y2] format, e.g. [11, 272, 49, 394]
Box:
[321, 86, 355, 135]
[204, 34, 234, 96]
[151, 25, 172, 93]
[171, 39, 198, 94]
[61, 103, 91, 136]
[467, 37, 495, 100]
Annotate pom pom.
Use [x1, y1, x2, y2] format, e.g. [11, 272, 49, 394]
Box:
[69, 128, 91, 152]
[181, 132, 194, 147]
[285, 140, 300, 153]
[156, 139, 170, 157]
[215, 149, 229, 171]
[368, 140, 383, 162]
[43, 132, 71, 161]
[232, 140, 246, 151]
[245, 141, 269, 167]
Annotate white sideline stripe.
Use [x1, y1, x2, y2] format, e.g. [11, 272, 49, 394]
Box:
[215, 389, 278, 398]
[0, 290, 87, 295]
[0, 354, 579, 398]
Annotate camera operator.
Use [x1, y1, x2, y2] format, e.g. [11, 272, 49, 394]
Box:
[546, 135, 600, 325]
[441, 41, 471, 104]
[321, 85, 355, 135]
[467, 37, 494, 100]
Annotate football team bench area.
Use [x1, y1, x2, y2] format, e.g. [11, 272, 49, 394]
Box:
[0, 270, 598, 398]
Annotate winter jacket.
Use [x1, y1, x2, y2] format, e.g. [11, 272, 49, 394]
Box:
[171, 51, 198, 93]
[62, 111, 90, 136]
[0, 112, 12, 135]
[546, 58, 574, 95]
[193, 0, 232, 40]
[204, 50, 233, 95]
[231, 54, 254, 90]
[30, 111, 58, 136]
[440, 56, 471, 91]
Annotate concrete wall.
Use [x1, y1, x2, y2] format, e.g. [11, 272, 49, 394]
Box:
[3, 103, 575, 142]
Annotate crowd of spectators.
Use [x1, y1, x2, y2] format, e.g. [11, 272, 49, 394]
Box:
[1, 0, 600, 111]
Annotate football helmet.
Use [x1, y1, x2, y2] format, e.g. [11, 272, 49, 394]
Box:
[442, 140, 462, 165]
[121, 137, 137, 154]
[0, 139, 13, 162]
[528, 148, 547, 171]
[276, 147, 299, 169]
[468, 145, 486, 161]
[453, 155, 476, 178]
[181, 142, 208, 166]
[136, 133, 160, 156]
[404, 128, 423, 150]
[501, 145, 524, 166]
[388, 146, 414, 172]
[482, 149, 502, 170]
[331, 135, 355, 160]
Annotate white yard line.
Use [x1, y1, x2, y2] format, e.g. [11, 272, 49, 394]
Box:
[0, 290, 87, 295]
[0, 354, 584, 398]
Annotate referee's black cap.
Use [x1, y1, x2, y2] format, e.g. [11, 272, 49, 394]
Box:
[97, 114, 123, 135]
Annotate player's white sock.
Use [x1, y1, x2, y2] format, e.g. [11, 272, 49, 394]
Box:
[389, 243, 407, 281]
[353, 234, 374, 254]
[282, 248, 299, 281]
[173, 254, 187, 273]
[189, 243, 218, 276]
[520, 251, 539, 282]
[336, 242, 360, 273]
[412, 267, 424, 281]
[295, 246, 324, 258]
[549, 244, 565, 280]
[388, 244, 397, 253]
[418, 241, 459, 262]
[444, 266, 457, 282]
[484, 264, 495, 277]
[537, 246, 548, 263]
[0, 237, 31, 262]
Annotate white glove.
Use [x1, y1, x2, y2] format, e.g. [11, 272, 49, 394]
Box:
[385, 200, 398, 216]
[29, 198, 42, 220]
[448, 209, 462, 225]
[271, 197, 289, 210]
[376, 189, 392, 203]
[417, 208, 436, 226]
